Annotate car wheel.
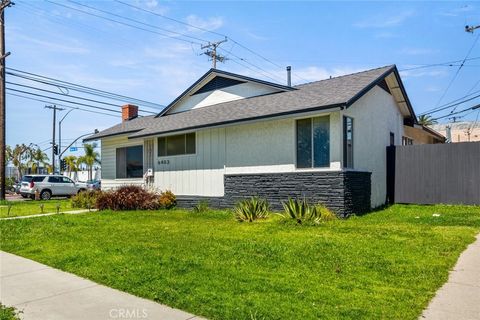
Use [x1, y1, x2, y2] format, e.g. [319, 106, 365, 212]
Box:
[21, 194, 28, 198]
[40, 190, 52, 200]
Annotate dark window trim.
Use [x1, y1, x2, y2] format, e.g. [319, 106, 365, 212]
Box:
[343, 116, 354, 169]
[295, 115, 330, 169]
[157, 132, 196, 157]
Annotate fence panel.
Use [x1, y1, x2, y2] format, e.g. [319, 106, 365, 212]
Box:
[390, 142, 480, 205]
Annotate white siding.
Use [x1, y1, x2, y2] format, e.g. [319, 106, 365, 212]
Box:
[168, 82, 280, 114]
[154, 128, 226, 196]
[343, 85, 404, 208]
[100, 135, 144, 190]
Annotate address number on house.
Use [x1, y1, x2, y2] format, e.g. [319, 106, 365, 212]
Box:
[158, 159, 170, 165]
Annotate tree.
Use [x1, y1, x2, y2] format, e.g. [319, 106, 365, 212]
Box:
[27, 148, 49, 174]
[78, 143, 100, 181]
[63, 155, 78, 177]
[8, 144, 31, 180]
[418, 115, 437, 126]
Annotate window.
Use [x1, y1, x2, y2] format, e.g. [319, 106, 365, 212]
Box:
[158, 132, 195, 157]
[296, 116, 330, 168]
[48, 176, 62, 183]
[343, 116, 354, 168]
[116, 145, 143, 178]
[402, 136, 413, 145]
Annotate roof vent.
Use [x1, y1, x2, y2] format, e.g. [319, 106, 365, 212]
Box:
[286, 66, 291, 86]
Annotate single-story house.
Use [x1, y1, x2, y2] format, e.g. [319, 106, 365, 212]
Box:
[84, 65, 443, 216]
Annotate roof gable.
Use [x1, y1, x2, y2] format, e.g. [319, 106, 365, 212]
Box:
[156, 68, 295, 117]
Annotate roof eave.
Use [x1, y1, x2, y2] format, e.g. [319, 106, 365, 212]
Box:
[131, 103, 345, 139]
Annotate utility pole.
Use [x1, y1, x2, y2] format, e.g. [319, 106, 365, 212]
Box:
[58, 108, 76, 172]
[0, 0, 13, 201]
[465, 24, 480, 33]
[201, 38, 228, 69]
[45, 105, 64, 174]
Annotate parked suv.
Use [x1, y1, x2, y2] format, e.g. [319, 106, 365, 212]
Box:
[20, 175, 86, 200]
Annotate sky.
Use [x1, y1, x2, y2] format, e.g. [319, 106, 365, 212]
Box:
[5, 0, 480, 159]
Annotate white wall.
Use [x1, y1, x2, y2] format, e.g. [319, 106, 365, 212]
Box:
[343, 85, 404, 208]
[100, 134, 145, 190]
[168, 82, 280, 114]
[154, 128, 226, 196]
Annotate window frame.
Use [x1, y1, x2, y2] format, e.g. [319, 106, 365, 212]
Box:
[343, 116, 354, 169]
[295, 115, 330, 169]
[115, 145, 144, 179]
[157, 132, 197, 158]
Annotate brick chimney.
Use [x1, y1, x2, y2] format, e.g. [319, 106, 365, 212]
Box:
[122, 104, 138, 121]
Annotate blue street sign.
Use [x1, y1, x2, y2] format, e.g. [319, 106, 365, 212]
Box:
[69, 147, 78, 152]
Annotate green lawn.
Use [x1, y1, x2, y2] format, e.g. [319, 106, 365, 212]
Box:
[0, 199, 73, 218]
[0, 204, 479, 319]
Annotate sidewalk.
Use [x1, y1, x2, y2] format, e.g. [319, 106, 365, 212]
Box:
[0, 209, 95, 220]
[420, 233, 480, 320]
[0, 251, 203, 320]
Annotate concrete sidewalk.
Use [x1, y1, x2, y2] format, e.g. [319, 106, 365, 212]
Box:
[0, 251, 203, 320]
[420, 233, 480, 320]
[0, 209, 96, 221]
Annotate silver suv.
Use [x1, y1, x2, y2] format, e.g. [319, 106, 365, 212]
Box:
[20, 175, 86, 200]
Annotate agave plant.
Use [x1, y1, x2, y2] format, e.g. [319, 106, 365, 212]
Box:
[233, 197, 270, 222]
[281, 198, 319, 224]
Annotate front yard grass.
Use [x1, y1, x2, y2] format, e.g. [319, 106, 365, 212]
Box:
[0, 199, 73, 218]
[0, 204, 479, 319]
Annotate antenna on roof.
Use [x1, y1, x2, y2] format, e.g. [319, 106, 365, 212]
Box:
[201, 37, 228, 69]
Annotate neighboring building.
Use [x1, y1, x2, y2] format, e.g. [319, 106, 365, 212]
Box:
[430, 122, 480, 143]
[85, 65, 437, 216]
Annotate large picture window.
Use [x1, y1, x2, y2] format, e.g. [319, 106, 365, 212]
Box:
[296, 116, 330, 168]
[116, 145, 143, 178]
[158, 132, 196, 157]
[343, 116, 354, 168]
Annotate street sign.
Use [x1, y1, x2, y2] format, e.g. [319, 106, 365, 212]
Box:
[69, 147, 78, 152]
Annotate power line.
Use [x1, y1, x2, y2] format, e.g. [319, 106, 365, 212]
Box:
[44, 0, 203, 46]
[113, 0, 307, 83]
[6, 92, 120, 118]
[7, 68, 166, 110]
[398, 56, 480, 72]
[66, 0, 209, 44]
[434, 33, 480, 109]
[420, 91, 480, 115]
[432, 103, 480, 121]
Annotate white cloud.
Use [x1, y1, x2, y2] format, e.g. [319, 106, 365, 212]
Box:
[12, 34, 89, 54]
[399, 69, 448, 79]
[354, 10, 415, 28]
[185, 15, 224, 32]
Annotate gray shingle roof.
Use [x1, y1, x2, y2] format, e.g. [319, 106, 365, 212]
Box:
[85, 65, 398, 141]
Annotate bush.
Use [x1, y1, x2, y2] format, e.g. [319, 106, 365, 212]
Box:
[71, 190, 101, 209]
[159, 190, 176, 209]
[280, 198, 336, 225]
[96, 185, 175, 211]
[233, 197, 270, 222]
[192, 200, 209, 213]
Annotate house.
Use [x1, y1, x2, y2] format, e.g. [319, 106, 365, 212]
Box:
[430, 121, 480, 143]
[84, 65, 440, 216]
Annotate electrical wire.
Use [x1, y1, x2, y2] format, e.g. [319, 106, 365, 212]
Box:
[7, 68, 166, 110]
[7, 92, 120, 118]
[432, 103, 480, 121]
[45, 0, 204, 46]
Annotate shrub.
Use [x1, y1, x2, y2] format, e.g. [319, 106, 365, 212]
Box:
[280, 198, 336, 225]
[71, 190, 102, 209]
[233, 197, 270, 222]
[159, 190, 176, 209]
[192, 200, 209, 213]
[96, 185, 167, 211]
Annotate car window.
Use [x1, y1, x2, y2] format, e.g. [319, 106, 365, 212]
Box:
[61, 177, 73, 183]
[48, 176, 61, 183]
[22, 176, 33, 182]
[33, 176, 46, 182]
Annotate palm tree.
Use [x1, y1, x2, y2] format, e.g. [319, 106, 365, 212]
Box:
[28, 148, 49, 174]
[79, 143, 100, 181]
[63, 155, 78, 177]
[9, 144, 31, 179]
[418, 115, 437, 126]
